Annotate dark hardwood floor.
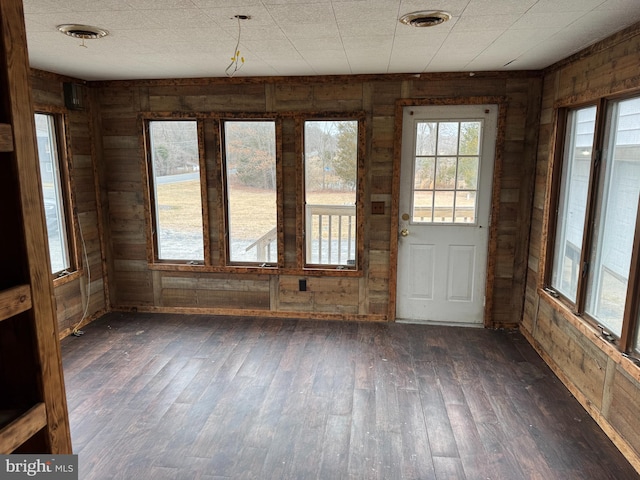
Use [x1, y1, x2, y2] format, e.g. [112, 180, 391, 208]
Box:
[60, 312, 639, 479]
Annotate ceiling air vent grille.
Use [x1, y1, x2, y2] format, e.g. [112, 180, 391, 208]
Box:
[57, 24, 109, 40]
[399, 11, 451, 28]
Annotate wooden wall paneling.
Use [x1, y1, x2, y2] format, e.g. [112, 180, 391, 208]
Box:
[148, 84, 267, 112]
[386, 100, 405, 321]
[87, 86, 112, 314]
[273, 84, 313, 111]
[0, 285, 31, 321]
[30, 74, 65, 107]
[203, 118, 221, 266]
[281, 118, 297, 269]
[608, 365, 640, 457]
[275, 119, 286, 269]
[0, 403, 47, 454]
[507, 78, 543, 326]
[0, 0, 71, 453]
[0, 123, 13, 151]
[197, 119, 211, 267]
[293, 117, 305, 270]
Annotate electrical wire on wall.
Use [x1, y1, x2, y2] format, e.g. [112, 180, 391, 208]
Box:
[225, 15, 250, 78]
[72, 214, 90, 337]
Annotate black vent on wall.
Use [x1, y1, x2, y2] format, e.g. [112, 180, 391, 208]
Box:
[63, 82, 84, 110]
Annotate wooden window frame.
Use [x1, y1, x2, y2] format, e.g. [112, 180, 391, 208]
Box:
[219, 116, 284, 268]
[296, 114, 365, 271]
[545, 94, 640, 353]
[33, 109, 81, 282]
[143, 117, 210, 266]
[141, 111, 364, 277]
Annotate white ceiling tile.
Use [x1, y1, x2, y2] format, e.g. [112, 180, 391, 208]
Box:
[279, 23, 341, 39]
[294, 37, 346, 52]
[509, 11, 587, 30]
[454, 14, 520, 32]
[439, 30, 503, 56]
[264, 0, 331, 5]
[192, 0, 262, 7]
[596, 0, 640, 10]
[463, 0, 538, 15]
[333, 1, 399, 25]
[425, 52, 476, 71]
[305, 57, 352, 75]
[127, 0, 198, 9]
[266, 3, 336, 24]
[141, 9, 220, 29]
[527, 0, 605, 14]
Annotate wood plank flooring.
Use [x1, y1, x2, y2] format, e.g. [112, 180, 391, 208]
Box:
[60, 312, 639, 479]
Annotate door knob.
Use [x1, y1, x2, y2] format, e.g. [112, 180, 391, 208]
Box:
[400, 228, 409, 237]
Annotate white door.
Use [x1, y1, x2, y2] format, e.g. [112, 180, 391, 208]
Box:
[396, 104, 498, 325]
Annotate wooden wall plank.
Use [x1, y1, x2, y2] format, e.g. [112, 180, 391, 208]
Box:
[0, 285, 31, 322]
[0, 123, 12, 151]
[0, 403, 47, 454]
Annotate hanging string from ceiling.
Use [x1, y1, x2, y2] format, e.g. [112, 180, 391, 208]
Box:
[225, 15, 250, 78]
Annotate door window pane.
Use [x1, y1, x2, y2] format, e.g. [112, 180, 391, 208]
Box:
[551, 106, 596, 301]
[148, 121, 204, 261]
[411, 120, 482, 224]
[34, 113, 71, 274]
[586, 98, 640, 336]
[304, 120, 357, 266]
[223, 121, 277, 263]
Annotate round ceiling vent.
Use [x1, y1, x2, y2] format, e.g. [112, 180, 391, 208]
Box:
[399, 11, 451, 27]
[57, 24, 109, 40]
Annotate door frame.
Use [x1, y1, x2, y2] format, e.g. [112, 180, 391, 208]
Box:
[389, 97, 508, 327]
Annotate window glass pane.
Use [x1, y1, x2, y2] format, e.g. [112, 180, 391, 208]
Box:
[148, 121, 203, 261]
[304, 120, 357, 266]
[459, 122, 481, 155]
[433, 191, 454, 223]
[412, 120, 482, 224]
[457, 157, 479, 189]
[437, 122, 459, 156]
[223, 121, 277, 263]
[414, 157, 435, 189]
[34, 113, 71, 274]
[416, 122, 437, 155]
[435, 157, 456, 189]
[586, 98, 640, 336]
[455, 191, 476, 223]
[551, 106, 596, 301]
[413, 191, 433, 222]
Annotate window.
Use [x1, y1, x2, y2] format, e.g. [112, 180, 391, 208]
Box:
[222, 120, 278, 264]
[411, 120, 481, 224]
[34, 113, 73, 275]
[549, 96, 640, 351]
[551, 106, 596, 301]
[303, 119, 359, 267]
[147, 120, 204, 262]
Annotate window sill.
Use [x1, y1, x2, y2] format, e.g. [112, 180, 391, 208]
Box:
[147, 263, 362, 277]
[52, 269, 82, 287]
[537, 287, 640, 385]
